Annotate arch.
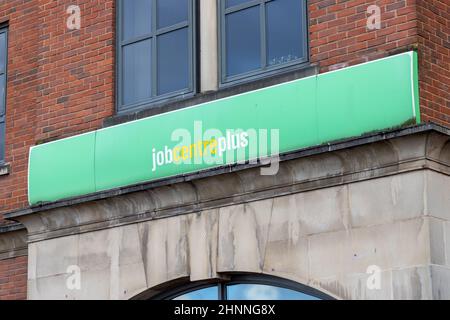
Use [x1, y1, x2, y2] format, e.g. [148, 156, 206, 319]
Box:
[131, 273, 335, 300]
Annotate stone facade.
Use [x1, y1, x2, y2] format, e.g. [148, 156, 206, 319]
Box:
[6, 125, 449, 300]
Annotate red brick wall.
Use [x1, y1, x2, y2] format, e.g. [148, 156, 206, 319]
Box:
[417, 0, 450, 125]
[0, 0, 114, 301]
[35, 0, 115, 144]
[310, 0, 419, 71]
[0, 0, 115, 220]
[0, 0, 39, 301]
[309, 0, 449, 125]
[0, 0, 40, 220]
[0, 256, 27, 300]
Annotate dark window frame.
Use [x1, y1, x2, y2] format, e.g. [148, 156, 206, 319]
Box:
[218, 0, 310, 87]
[152, 274, 333, 300]
[0, 26, 8, 165]
[116, 0, 197, 114]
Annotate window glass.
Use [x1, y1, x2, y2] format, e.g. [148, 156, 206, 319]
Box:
[123, 0, 152, 41]
[221, 0, 308, 83]
[118, 0, 194, 111]
[0, 32, 5, 74]
[227, 284, 320, 300]
[123, 40, 152, 106]
[157, 28, 190, 95]
[157, 276, 329, 301]
[226, 6, 261, 77]
[174, 286, 219, 300]
[157, 0, 189, 29]
[0, 75, 5, 116]
[0, 122, 4, 162]
[0, 28, 6, 164]
[266, 0, 303, 67]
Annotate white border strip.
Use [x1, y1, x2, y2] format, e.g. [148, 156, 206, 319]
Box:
[409, 51, 416, 118]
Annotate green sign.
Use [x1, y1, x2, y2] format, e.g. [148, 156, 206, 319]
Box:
[28, 52, 420, 205]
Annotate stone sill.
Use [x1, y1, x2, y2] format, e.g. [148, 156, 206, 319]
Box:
[0, 163, 10, 176]
[0, 223, 25, 234]
[0, 223, 27, 260]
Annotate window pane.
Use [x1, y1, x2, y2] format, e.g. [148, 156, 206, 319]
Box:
[266, 0, 303, 67]
[157, 0, 189, 29]
[0, 32, 6, 74]
[0, 75, 5, 116]
[226, 6, 261, 77]
[174, 286, 219, 300]
[227, 284, 321, 300]
[123, 40, 152, 106]
[157, 28, 189, 95]
[226, 0, 253, 8]
[0, 121, 4, 162]
[123, 0, 152, 41]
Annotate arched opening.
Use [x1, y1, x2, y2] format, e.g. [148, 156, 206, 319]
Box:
[144, 274, 334, 300]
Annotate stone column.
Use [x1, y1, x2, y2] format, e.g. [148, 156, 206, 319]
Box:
[200, 0, 219, 93]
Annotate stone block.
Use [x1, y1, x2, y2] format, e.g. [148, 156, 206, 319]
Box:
[349, 171, 425, 228]
[187, 209, 219, 281]
[392, 266, 432, 300]
[217, 200, 273, 273]
[35, 235, 79, 279]
[430, 265, 450, 300]
[308, 218, 429, 279]
[426, 171, 450, 220]
[137, 216, 190, 288]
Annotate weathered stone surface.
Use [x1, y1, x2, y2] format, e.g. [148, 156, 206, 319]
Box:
[78, 224, 147, 300]
[349, 172, 425, 227]
[430, 265, 450, 300]
[138, 216, 190, 289]
[392, 266, 432, 300]
[288, 154, 344, 183]
[217, 200, 273, 273]
[263, 235, 309, 283]
[33, 235, 79, 279]
[0, 225, 27, 260]
[429, 217, 446, 266]
[445, 221, 450, 267]
[28, 274, 78, 300]
[78, 269, 112, 300]
[118, 263, 148, 300]
[312, 270, 393, 300]
[187, 209, 219, 281]
[308, 218, 429, 279]
[78, 230, 111, 272]
[14, 129, 450, 300]
[193, 173, 244, 202]
[426, 171, 450, 220]
[150, 184, 197, 211]
[270, 185, 349, 237]
[426, 132, 450, 164]
[236, 161, 294, 193]
[82, 191, 157, 222]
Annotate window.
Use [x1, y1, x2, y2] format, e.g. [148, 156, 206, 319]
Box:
[0, 27, 7, 164]
[220, 0, 308, 85]
[152, 274, 331, 300]
[117, 0, 195, 112]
